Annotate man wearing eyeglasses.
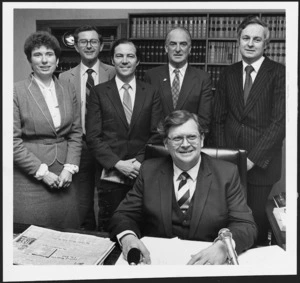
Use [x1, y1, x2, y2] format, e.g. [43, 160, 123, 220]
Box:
[59, 25, 115, 231]
[109, 110, 257, 265]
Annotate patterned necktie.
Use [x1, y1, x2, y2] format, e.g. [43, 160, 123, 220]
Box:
[171, 69, 180, 109]
[122, 84, 132, 125]
[244, 65, 254, 104]
[86, 68, 95, 104]
[177, 172, 190, 211]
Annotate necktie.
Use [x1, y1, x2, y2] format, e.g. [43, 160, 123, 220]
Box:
[122, 84, 132, 125]
[171, 69, 180, 109]
[244, 65, 254, 104]
[86, 68, 95, 104]
[177, 172, 190, 211]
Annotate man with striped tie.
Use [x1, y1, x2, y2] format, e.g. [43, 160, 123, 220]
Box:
[86, 39, 163, 232]
[108, 110, 257, 265]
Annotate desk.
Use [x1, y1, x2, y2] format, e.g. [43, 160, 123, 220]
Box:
[13, 223, 121, 265]
[265, 199, 286, 250]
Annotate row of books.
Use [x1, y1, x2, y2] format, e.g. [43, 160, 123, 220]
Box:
[207, 41, 240, 64]
[265, 42, 286, 64]
[130, 15, 286, 39]
[131, 16, 208, 39]
[207, 66, 226, 89]
[135, 41, 207, 63]
[209, 16, 285, 39]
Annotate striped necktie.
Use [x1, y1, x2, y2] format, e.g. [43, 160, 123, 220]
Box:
[86, 68, 94, 105]
[244, 65, 254, 104]
[177, 172, 190, 212]
[122, 83, 132, 125]
[171, 69, 180, 109]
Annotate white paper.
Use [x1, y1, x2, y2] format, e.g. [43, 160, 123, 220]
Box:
[13, 225, 115, 265]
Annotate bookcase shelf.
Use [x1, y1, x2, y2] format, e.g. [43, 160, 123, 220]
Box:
[128, 11, 285, 84]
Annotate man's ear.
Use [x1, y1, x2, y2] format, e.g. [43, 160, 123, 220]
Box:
[163, 139, 169, 150]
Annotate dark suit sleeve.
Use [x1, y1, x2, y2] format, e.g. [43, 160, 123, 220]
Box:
[108, 163, 146, 241]
[197, 72, 213, 132]
[86, 86, 121, 169]
[226, 166, 258, 254]
[211, 70, 227, 147]
[143, 71, 151, 84]
[247, 65, 285, 168]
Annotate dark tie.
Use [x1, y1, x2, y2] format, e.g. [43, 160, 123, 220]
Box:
[86, 68, 95, 103]
[171, 69, 180, 109]
[122, 84, 132, 125]
[177, 172, 190, 211]
[244, 65, 254, 104]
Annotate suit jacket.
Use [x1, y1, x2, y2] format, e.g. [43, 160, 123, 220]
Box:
[212, 57, 285, 185]
[13, 74, 82, 175]
[59, 61, 116, 126]
[86, 78, 163, 170]
[109, 153, 257, 255]
[144, 65, 213, 131]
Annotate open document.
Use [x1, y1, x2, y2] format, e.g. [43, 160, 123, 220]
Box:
[115, 236, 286, 265]
[13, 225, 115, 265]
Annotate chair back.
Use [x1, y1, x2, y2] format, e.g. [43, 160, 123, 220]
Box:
[145, 144, 247, 196]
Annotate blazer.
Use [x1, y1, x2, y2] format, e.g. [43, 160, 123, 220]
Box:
[109, 153, 257, 255]
[86, 78, 163, 170]
[59, 61, 116, 126]
[13, 74, 82, 175]
[144, 65, 213, 131]
[212, 57, 285, 185]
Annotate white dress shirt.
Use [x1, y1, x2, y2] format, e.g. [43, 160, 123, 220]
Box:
[242, 56, 265, 87]
[168, 62, 188, 90]
[115, 75, 136, 108]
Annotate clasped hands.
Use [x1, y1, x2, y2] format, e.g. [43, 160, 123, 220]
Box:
[115, 158, 141, 179]
[42, 168, 72, 189]
[121, 234, 228, 265]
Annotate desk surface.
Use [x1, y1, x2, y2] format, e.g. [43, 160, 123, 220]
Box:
[13, 223, 121, 265]
[265, 199, 286, 250]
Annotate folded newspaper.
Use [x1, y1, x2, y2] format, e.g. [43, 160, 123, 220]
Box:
[13, 225, 115, 265]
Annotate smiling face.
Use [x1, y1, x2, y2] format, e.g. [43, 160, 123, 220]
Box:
[112, 42, 139, 83]
[165, 28, 191, 68]
[75, 30, 103, 67]
[164, 119, 204, 171]
[30, 45, 58, 81]
[239, 23, 266, 64]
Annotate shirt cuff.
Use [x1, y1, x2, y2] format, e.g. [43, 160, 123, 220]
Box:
[34, 163, 49, 180]
[117, 230, 137, 247]
[63, 164, 79, 174]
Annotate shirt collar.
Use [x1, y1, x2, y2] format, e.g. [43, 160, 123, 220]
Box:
[33, 75, 54, 90]
[115, 75, 136, 92]
[80, 59, 100, 75]
[173, 155, 201, 182]
[169, 62, 188, 76]
[242, 56, 265, 73]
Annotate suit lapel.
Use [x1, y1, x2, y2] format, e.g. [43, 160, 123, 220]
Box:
[159, 158, 174, 237]
[128, 81, 146, 133]
[105, 80, 129, 129]
[71, 66, 81, 107]
[27, 75, 56, 134]
[159, 65, 174, 112]
[189, 154, 212, 238]
[54, 77, 66, 128]
[243, 57, 273, 117]
[98, 61, 110, 83]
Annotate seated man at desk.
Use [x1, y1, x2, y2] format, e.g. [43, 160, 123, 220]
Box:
[109, 110, 257, 265]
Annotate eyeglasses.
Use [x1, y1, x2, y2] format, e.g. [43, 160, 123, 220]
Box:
[167, 134, 200, 146]
[78, 39, 100, 47]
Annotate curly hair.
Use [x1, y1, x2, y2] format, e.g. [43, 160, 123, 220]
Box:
[24, 31, 61, 62]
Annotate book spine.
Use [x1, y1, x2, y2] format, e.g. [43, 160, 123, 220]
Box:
[131, 17, 137, 38]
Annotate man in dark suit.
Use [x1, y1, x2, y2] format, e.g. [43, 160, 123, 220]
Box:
[86, 39, 162, 231]
[109, 110, 257, 265]
[59, 25, 115, 230]
[144, 27, 213, 133]
[212, 16, 285, 245]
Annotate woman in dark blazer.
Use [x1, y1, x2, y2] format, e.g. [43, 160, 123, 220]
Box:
[13, 31, 82, 228]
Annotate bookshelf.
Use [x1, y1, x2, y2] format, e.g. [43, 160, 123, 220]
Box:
[128, 12, 286, 88]
[36, 19, 127, 75]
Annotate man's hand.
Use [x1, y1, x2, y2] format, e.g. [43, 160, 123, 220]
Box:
[58, 169, 72, 188]
[246, 158, 254, 171]
[120, 234, 151, 264]
[42, 171, 60, 189]
[187, 240, 228, 265]
[115, 159, 140, 179]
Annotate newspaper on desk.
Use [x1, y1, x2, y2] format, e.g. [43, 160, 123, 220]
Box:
[13, 225, 115, 265]
[115, 236, 286, 265]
